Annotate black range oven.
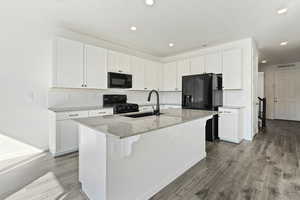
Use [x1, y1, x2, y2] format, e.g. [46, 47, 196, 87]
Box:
[108, 72, 132, 89]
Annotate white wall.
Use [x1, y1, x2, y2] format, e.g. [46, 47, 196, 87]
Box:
[0, 21, 53, 150]
[259, 61, 300, 119]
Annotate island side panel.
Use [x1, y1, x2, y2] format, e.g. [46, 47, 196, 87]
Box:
[78, 124, 107, 200]
[106, 117, 208, 200]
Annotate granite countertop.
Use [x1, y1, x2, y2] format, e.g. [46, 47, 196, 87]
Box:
[48, 103, 181, 113]
[73, 108, 216, 139]
[139, 103, 181, 107]
[48, 106, 108, 113]
[221, 105, 245, 109]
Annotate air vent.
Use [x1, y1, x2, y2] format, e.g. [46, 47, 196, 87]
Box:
[277, 64, 296, 68]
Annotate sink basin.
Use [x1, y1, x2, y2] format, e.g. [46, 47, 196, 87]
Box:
[124, 112, 163, 118]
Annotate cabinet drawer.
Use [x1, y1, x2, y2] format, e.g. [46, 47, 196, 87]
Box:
[88, 108, 113, 117]
[56, 111, 89, 121]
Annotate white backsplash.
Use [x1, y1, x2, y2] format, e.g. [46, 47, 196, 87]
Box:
[48, 89, 162, 108]
[49, 89, 245, 108]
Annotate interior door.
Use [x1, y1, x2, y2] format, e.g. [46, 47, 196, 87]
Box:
[274, 69, 299, 121]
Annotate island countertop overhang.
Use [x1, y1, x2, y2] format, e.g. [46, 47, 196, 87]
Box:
[73, 108, 217, 139]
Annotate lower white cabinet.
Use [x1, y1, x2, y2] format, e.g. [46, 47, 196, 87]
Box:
[218, 107, 243, 143]
[49, 108, 113, 157]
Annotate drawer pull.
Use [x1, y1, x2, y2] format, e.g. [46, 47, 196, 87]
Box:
[69, 114, 79, 117]
[98, 112, 106, 114]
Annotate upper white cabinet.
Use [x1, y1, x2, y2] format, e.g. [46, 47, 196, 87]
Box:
[222, 48, 243, 89]
[53, 38, 107, 89]
[190, 56, 205, 75]
[130, 56, 145, 90]
[85, 45, 107, 89]
[163, 62, 177, 91]
[107, 50, 131, 74]
[144, 60, 160, 90]
[205, 52, 222, 74]
[54, 38, 85, 88]
[177, 59, 190, 90]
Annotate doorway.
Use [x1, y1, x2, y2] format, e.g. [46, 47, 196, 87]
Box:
[274, 68, 300, 121]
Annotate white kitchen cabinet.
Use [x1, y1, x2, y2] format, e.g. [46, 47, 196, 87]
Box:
[144, 60, 160, 90]
[54, 38, 85, 88]
[107, 50, 131, 74]
[218, 107, 243, 143]
[162, 62, 177, 91]
[177, 59, 191, 91]
[205, 52, 222, 74]
[222, 48, 243, 89]
[56, 120, 80, 155]
[85, 45, 107, 89]
[130, 56, 145, 90]
[190, 55, 205, 75]
[49, 108, 112, 157]
[88, 108, 113, 117]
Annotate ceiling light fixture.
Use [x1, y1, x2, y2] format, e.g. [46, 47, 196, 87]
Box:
[277, 8, 288, 15]
[261, 60, 267, 64]
[130, 26, 137, 31]
[280, 41, 288, 46]
[145, 0, 155, 6]
[169, 43, 174, 47]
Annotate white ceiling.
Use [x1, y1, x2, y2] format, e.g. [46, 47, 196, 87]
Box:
[4, 0, 300, 64]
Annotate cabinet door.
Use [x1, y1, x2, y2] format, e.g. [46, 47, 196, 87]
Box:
[107, 50, 130, 74]
[118, 52, 131, 73]
[156, 63, 164, 91]
[130, 56, 145, 90]
[219, 109, 239, 143]
[85, 45, 107, 89]
[177, 59, 190, 91]
[222, 48, 243, 89]
[163, 62, 177, 91]
[56, 120, 79, 154]
[55, 38, 84, 88]
[190, 56, 205, 75]
[205, 52, 222, 74]
[145, 60, 159, 90]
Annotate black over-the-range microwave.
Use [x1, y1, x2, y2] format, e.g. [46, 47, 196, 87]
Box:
[107, 72, 132, 89]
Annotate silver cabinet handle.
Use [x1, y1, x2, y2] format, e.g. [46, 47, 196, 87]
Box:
[69, 114, 79, 117]
[81, 84, 84, 87]
[144, 88, 148, 90]
[98, 111, 106, 114]
[118, 70, 123, 73]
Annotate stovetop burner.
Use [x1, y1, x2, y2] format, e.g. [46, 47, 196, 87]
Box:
[103, 94, 139, 114]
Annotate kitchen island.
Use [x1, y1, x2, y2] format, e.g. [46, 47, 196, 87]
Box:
[74, 108, 216, 200]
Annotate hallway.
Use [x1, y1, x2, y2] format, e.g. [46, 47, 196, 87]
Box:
[1, 120, 300, 200]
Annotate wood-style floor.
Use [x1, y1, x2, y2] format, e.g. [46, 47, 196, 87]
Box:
[1, 120, 300, 200]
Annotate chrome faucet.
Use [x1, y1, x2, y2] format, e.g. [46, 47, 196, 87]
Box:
[147, 90, 160, 115]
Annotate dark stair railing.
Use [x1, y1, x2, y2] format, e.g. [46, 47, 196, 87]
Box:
[258, 97, 266, 130]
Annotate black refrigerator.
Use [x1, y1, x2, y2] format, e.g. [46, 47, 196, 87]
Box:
[182, 73, 223, 141]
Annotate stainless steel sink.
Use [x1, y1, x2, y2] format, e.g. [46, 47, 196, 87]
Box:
[124, 112, 163, 118]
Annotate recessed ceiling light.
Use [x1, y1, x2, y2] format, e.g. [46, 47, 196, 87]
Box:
[277, 8, 288, 15]
[145, 0, 155, 6]
[261, 60, 267, 64]
[280, 41, 288, 46]
[130, 26, 137, 31]
[169, 43, 174, 47]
